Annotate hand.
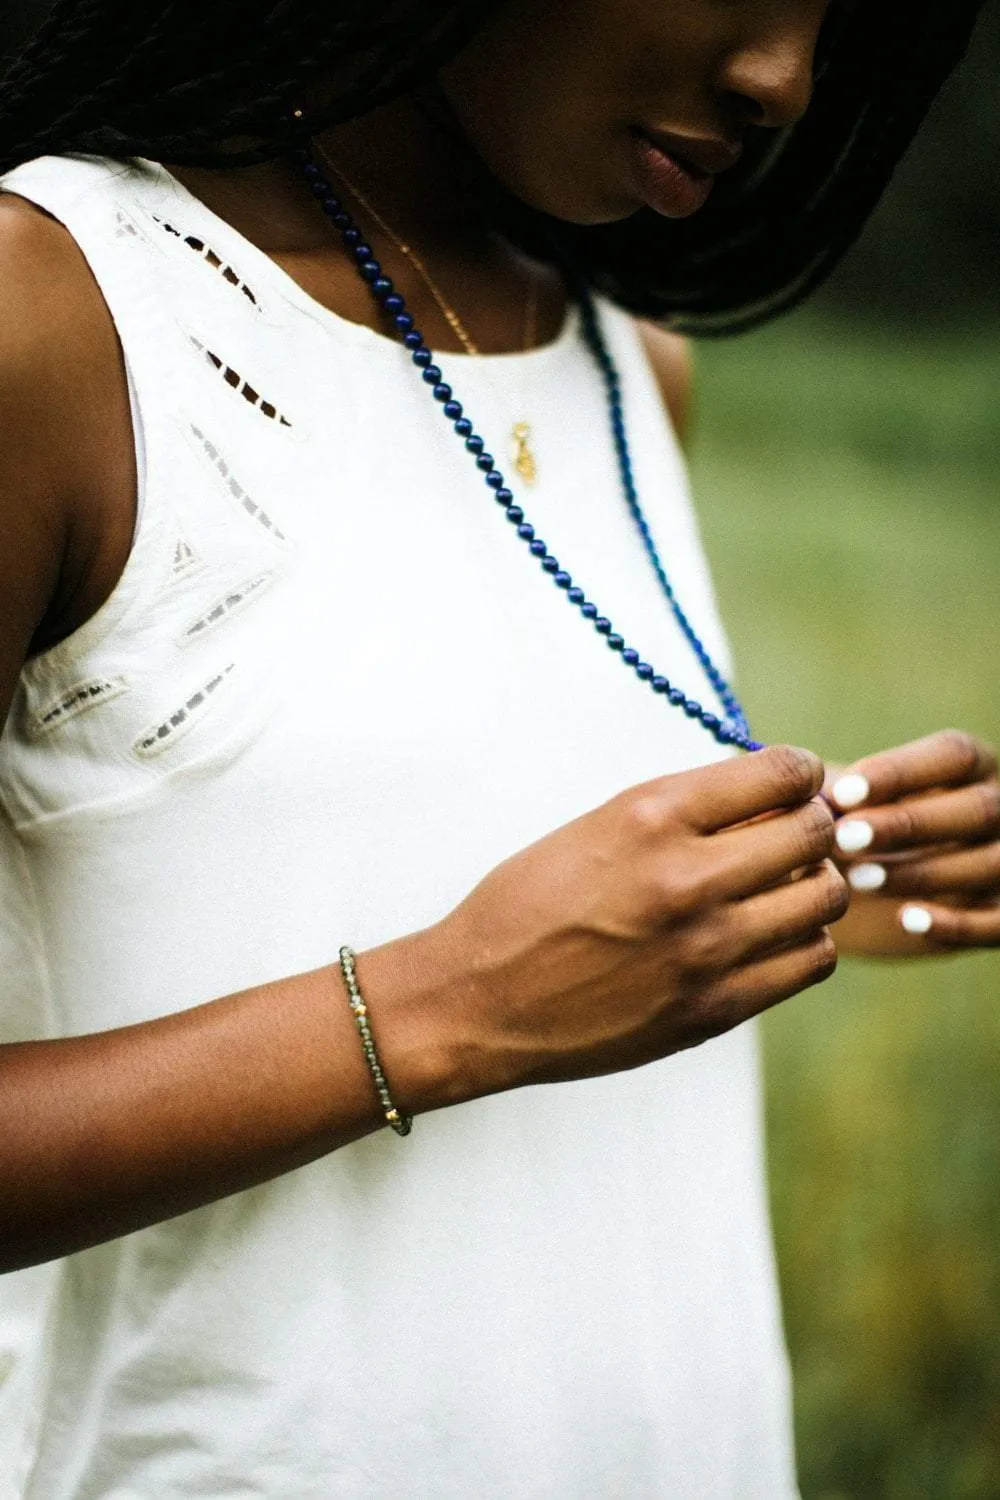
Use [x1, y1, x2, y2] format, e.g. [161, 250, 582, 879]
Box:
[400, 746, 847, 1099]
[826, 730, 1000, 955]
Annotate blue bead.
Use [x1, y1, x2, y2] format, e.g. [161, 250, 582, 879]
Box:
[475, 454, 494, 471]
[433, 384, 452, 402]
[607, 634, 625, 651]
[651, 675, 669, 692]
[555, 572, 572, 588]
[581, 602, 598, 619]
[667, 688, 686, 706]
[343, 227, 361, 246]
[701, 713, 720, 732]
[683, 699, 702, 718]
[332, 212, 351, 230]
[637, 660, 655, 678]
[303, 162, 321, 178]
[403, 331, 423, 350]
[416, 354, 435, 372]
[373, 277, 393, 297]
[517, 523, 535, 540]
[421, 365, 442, 383]
[353, 242, 373, 261]
[486, 471, 503, 488]
[542, 556, 560, 572]
[715, 727, 733, 744]
[529, 539, 547, 557]
[622, 648, 639, 666]
[309, 179, 327, 198]
[455, 418, 473, 437]
[506, 505, 524, 523]
[319, 196, 339, 214]
[443, 401, 462, 420]
[495, 487, 513, 504]
[595, 617, 611, 634]
[394, 313, 414, 333]
[385, 294, 404, 314]
[466, 436, 485, 455]
[567, 587, 584, 604]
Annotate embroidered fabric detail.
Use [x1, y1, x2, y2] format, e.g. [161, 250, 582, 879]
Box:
[189, 425, 288, 541]
[29, 676, 129, 738]
[150, 215, 262, 309]
[188, 337, 292, 426]
[133, 664, 235, 758]
[180, 573, 275, 643]
[171, 537, 201, 578]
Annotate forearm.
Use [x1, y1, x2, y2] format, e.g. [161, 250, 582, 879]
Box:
[0, 926, 466, 1272]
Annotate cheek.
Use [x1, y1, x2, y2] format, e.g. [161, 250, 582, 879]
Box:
[439, 2, 644, 224]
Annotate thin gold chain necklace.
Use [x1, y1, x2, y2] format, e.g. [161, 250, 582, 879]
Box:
[312, 141, 540, 486]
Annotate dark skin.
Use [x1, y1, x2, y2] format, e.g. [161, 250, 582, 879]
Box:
[0, 0, 996, 1273]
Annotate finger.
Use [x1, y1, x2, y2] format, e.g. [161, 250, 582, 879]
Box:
[696, 929, 839, 1030]
[691, 863, 848, 972]
[829, 731, 997, 811]
[834, 781, 1000, 858]
[852, 840, 1000, 898]
[706, 798, 835, 898]
[895, 901, 1000, 948]
[673, 745, 824, 834]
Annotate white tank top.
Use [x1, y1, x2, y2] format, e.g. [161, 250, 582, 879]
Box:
[0, 154, 797, 1500]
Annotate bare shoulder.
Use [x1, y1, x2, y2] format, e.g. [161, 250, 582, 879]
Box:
[638, 320, 694, 449]
[0, 192, 135, 708]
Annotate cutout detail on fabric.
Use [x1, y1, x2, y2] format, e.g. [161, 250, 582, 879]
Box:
[188, 337, 292, 426]
[188, 425, 289, 542]
[149, 214, 263, 310]
[29, 676, 130, 738]
[179, 572, 275, 644]
[133, 664, 235, 759]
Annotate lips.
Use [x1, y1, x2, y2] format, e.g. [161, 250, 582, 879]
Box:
[628, 126, 742, 219]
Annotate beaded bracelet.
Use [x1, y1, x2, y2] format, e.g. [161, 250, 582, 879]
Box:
[338, 946, 413, 1137]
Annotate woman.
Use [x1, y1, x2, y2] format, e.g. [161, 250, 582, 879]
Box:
[0, 1, 995, 1495]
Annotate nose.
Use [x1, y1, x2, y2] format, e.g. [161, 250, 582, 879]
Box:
[716, 6, 827, 130]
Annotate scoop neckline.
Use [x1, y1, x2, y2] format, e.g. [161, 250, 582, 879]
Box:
[135, 156, 581, 364]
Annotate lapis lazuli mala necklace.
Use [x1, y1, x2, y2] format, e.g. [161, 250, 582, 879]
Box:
[294, 141, 762, 753]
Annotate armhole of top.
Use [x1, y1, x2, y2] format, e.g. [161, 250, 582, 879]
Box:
[124, 344, 147, 547]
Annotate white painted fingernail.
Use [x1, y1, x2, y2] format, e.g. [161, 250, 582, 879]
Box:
[848, 862, 887, 892]
[900, 905, 933, 935]
[831, 773, 870, 810]
[835, 819, 874, 854]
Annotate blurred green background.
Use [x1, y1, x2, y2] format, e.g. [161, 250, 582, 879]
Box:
[688, 174, 1000, 1500]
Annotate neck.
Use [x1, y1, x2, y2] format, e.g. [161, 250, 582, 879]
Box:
[164, 92, 567, 355]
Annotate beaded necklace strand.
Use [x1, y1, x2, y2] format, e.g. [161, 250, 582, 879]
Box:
[295, 141, 762, 753]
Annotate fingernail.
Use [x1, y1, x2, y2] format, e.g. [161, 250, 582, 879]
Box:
[835, 819, 874, 854]
[848, 862, 886, 892]
[900, 905, 933, 936]
[831, 773, 870, 810]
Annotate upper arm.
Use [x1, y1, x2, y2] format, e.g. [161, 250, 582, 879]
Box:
[638, 322, 694, 451]
[0, 194, 130, 724]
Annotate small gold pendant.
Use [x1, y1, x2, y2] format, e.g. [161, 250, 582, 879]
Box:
[511, 421, 537, 486]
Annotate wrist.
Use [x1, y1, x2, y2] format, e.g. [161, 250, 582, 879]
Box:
[351, 921, 493, 1119]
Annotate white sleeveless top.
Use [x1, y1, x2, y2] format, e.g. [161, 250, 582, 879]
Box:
[0, 154, 797, 1500]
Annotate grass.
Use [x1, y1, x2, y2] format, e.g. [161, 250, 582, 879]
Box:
[688, 313, 1000, 1500]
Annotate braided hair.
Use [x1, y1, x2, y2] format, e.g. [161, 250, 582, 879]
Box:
[0, 0, 984, 332]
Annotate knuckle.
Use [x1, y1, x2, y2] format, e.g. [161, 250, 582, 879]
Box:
[883, 802, 918, 847]
[975, 780, 1000, 828]
[677, 920, 728, 975]
[656, 863, 709, 921]
[796, 800, 835, 860]
[938, 728, 982, 779]
[624, 791, 671, 842]
[764, 744, 823, 802]
[806, 930, 839, 982]
[819, 864, 850, 923]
